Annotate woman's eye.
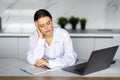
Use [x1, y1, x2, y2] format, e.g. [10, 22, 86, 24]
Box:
[47, 21, 51, 25]
[39, 25, 44, 28]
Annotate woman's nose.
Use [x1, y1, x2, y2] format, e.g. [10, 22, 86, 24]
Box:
[44, 25, 48, 29]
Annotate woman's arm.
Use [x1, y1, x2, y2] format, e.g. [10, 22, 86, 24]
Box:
[27, 21, 45, 65]
[27, 33, 45, 65]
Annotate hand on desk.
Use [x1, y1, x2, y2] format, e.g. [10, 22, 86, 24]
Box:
[34, 58, 49, 67]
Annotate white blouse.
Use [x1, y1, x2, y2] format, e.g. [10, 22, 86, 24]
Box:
[27, 27, 77, 68]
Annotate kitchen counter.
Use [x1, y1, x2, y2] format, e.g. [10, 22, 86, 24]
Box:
[0, 29, 120, 37]
[0, 33, 30, 37]
[67, 29, 120, 38]
[68, 29, 120, 33]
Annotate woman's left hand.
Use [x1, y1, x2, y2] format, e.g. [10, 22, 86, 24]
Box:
[34, 58, 49, 67]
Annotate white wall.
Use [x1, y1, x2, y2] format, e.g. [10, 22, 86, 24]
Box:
[0, 0, 120, 32]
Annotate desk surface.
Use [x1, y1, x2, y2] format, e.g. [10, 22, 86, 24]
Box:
[0, 59, 120, 77]
[0, 77, 120, 80]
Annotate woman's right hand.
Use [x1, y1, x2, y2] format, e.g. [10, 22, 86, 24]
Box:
[34, 58, 49, 67]
[35, 21, 44, 38]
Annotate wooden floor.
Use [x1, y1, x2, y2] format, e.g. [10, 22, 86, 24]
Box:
[0, 77, 120, 80]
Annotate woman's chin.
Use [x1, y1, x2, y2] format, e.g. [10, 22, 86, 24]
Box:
[45, 33, 53, 37]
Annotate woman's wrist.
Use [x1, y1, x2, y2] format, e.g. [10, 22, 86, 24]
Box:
[38, 34, 44, 38]
[43, 59, 49, 66]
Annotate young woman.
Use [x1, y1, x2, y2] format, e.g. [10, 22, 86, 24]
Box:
[27, 9, 77, 68]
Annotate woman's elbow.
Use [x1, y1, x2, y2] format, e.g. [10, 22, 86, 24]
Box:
[70, 52, 78, 65]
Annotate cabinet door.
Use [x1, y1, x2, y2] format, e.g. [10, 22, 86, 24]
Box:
[72, 38, 94, 60]
[94, 37, 120, 59]
[113, 36, 120, 59]
[95, 37, 114, 50]
[18, 37, 29, 62]
[0, 37, 18, 58]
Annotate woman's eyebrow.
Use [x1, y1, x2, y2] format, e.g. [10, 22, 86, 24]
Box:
[38, 20, 51, 26]
[47, 20, 51, 23]
[39, 24, 44, 27]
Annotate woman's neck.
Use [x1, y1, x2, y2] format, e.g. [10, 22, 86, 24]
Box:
[44, 33, 53, 39]
[45, 33, 53, 46]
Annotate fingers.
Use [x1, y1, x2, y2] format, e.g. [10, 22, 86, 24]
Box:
[35, 61, 47, 67]
[34, 59, 49, 67]
[35, 21, 40, 32]
[34, 59, 41, 67]
[35, 21, 43, 38]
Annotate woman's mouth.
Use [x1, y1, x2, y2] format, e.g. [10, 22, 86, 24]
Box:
[45, 30, 51, 33]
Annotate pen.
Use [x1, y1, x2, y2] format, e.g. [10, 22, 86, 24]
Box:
[41, 66, 51, 69]
[20, 68, 33, 75]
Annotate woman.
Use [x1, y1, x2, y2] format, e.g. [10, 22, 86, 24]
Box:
[27, 9, 77, 68]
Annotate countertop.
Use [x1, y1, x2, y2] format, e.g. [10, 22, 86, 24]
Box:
[0, 29, 120, 37]
[68, 29, 120, 38]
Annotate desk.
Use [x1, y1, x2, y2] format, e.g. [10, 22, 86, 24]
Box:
[0, 59, 120, 77]
[0, 77, 120, 80]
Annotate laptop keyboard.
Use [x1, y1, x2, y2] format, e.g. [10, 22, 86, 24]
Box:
[75, 67, 85, 73]
[62, 62, 88, 74]
[74, 62, 88, 73]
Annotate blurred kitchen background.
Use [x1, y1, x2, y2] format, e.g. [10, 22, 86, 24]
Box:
[0, 0, 120, 33]
[0, 0, 120, 63]
[1, 1, 120, 76]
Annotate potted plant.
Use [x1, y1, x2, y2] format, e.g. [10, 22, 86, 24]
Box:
[68, 16, 79, 30]
[57, 17, 68, 29]
[80, 18, 87, 30]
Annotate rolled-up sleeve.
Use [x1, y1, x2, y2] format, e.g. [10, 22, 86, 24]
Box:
[27, 33, 45, 65]
[48, 30, 77, 68]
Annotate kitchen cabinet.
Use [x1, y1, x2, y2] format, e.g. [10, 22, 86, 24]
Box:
[72, 38, 94, 60]
[0, 32, 120, 60]
[113, 36, 120, 59]
[94, 37, 120, 59]
[18, 37, 29, 62]
[0, 36, 29, 61]
[0, 37, 18, 58]
[94, 37, 114, 50]
[72, 36, 120, 60]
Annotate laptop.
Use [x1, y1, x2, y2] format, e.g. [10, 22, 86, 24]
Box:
[62, 45, 119, 75]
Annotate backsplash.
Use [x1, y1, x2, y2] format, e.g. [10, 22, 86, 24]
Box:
[105, 0, 120, 29]
[0, 0, 120, 33]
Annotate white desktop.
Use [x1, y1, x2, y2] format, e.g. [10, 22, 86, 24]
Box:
[0, 58, 120, 77]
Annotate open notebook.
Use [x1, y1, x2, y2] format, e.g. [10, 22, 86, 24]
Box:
[19, 65, 60, 75]
[19, 65, 50, 75]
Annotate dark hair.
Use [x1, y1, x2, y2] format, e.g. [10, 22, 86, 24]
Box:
[34, 9, 52, 21]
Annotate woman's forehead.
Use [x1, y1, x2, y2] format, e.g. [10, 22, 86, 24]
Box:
[38, 16, 52, 23]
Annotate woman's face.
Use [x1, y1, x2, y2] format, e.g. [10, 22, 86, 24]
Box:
[36, 16, 53, 37]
